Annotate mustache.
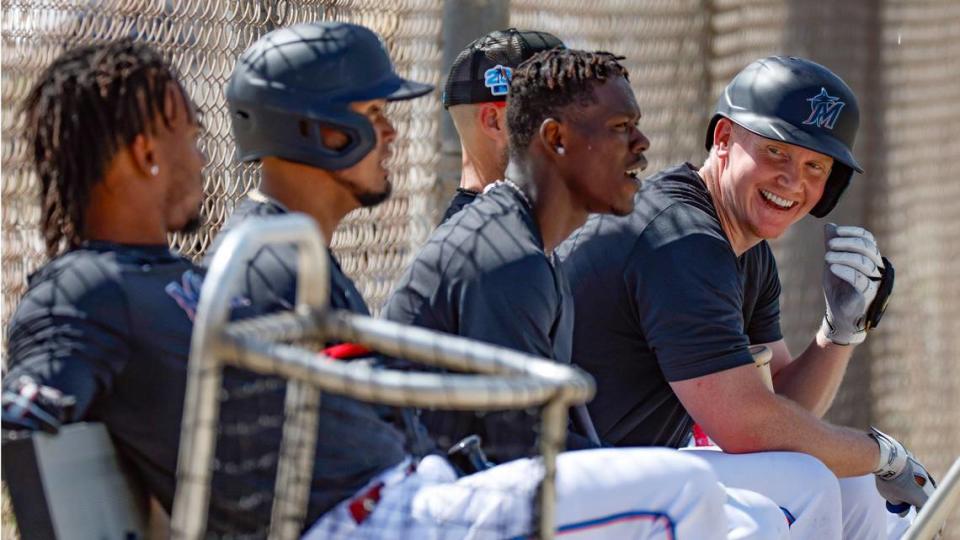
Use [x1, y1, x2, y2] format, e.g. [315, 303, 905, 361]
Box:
[626, 154, 648, 172]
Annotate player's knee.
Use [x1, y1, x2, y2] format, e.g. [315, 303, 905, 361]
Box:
[630, 447, 720, 483]
[595, 448, 723, 502]
[670, 451, 726, 503]
[772, 452, 839, 491]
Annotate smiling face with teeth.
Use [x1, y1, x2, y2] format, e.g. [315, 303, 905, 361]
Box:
[708, 118, 833, 251]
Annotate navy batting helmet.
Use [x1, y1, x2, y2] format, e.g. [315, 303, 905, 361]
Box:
[705, 56, 862, 217]
[227, 22, 433, 171]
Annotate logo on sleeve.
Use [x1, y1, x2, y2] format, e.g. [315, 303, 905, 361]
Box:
[802, 87, 845, 130]
[484, 65, 513, 97]
[165, 270, 248, 322]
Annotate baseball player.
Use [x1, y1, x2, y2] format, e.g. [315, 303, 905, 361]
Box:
[399, 29, 609, 461]
[383, 46, 647, 461]
[0, 39, 211, 522]
[557, 56, 935, 539]
[215, 22, 742, 539]
[439, 28, 564, 223]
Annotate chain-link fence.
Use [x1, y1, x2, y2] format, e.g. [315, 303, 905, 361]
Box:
[3, 0, 958, 537]
[1, 0, 443, 327]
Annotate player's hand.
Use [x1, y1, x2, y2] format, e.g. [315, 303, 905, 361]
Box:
[870, 427, 936, 516]
[818, 224, 894, 345]
[1, 375, 76, 434]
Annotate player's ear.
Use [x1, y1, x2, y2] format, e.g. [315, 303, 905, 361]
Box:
[129, 132, 159, 180]
[713, 118, 733, 158]
[539, 118, 565, 158]
[478, 103, 506, 140]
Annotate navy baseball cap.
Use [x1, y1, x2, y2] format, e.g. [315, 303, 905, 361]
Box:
[442, 28, 564, 108]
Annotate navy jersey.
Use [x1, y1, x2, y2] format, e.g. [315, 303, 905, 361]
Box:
[439, 187, 480, 224]
[3, 243, 201, 525]
[557, 163, 782, 448]
[384, 184, 590, 462]
[209, 196, 408, 531]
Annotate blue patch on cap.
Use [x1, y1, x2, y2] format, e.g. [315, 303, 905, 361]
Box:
[484, 65, 513, 96]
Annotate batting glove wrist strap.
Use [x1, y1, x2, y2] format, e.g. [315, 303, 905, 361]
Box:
[869, 428, 937, 516]
[869, 427, 908, 478]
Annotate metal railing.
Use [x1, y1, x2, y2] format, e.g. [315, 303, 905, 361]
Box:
[169, 213, 595, 539]
[904, 456, 960, 540]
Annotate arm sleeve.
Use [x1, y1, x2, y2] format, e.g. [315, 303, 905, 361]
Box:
[3, 274, 133, 422]
[629, 232, 755, 381]
[745, 242, 783, 344]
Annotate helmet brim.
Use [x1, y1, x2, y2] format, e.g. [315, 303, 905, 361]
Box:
[720, 111, 864, 174]
[386, 77, 434, 101]
[338, 75, 433, 103]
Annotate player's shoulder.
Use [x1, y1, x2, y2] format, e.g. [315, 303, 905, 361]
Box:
[441, 185, 532, 237]
[742, 239, 778, 275]
[560, 163, 726, 264]
[629, 164, 731, 251]
[24, 248, 126, 299]
[11, 245, 176, 328]
[427, 184, 543, 275]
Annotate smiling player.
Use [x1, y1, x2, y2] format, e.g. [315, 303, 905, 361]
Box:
[557, 56, 935, 539]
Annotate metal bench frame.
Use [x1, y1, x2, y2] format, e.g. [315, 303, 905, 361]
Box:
[169, 214, 595, 539]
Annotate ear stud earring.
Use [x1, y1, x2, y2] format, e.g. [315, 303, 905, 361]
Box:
[150, 165, 160, 176]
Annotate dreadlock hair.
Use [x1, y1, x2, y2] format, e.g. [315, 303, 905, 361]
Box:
[506, 48, 629, 154]
[21, 39, 195, 258]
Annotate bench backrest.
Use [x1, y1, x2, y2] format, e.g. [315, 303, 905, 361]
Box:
[2, 423, 149, 539]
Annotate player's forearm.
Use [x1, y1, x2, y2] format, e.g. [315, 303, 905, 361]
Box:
[773, 333, 853, 416]
[713, 392, 879, 477]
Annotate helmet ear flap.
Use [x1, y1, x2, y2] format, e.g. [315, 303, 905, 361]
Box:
[704, 115, 722, 151]
[229, 102, 377, 170]
[809, 164, 852, 217]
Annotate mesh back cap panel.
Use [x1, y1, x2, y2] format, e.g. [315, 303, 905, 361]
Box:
[442, 28, 564, 108]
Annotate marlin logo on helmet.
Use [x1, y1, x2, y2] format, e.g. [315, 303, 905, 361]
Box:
[802, 87, 846, 130]
[484, 65, 513, 96]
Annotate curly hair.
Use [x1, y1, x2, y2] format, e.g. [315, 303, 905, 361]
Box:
[21, 39, 195, 258]
[506, 48, 629, 154]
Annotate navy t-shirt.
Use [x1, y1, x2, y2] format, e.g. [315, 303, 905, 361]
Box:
[3, 243, 204, 525]
[384, 184, 584, 461]
[439, 188, 480, 224]
[557, 163, 782, 448]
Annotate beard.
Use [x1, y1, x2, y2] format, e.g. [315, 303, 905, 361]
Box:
[332, 171, 393, 209]
[179, 213, 203, 234]
[354, 180, 392, 208]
